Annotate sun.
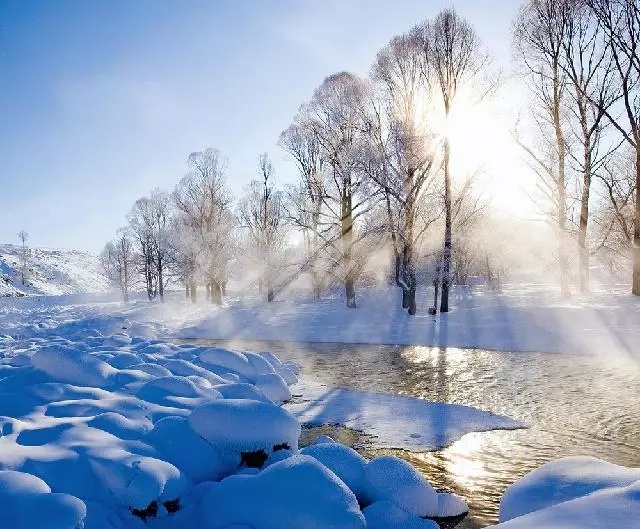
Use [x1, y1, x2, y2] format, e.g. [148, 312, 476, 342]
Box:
[442, 87, 535, 217]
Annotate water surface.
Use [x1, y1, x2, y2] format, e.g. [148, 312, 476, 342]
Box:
[193, 340, 640, 528]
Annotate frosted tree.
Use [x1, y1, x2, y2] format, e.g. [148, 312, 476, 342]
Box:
[306, 72, 376, 309]
[100, 229, 136, 302]
[368, 31, 442, 315]
[514, 0, 573, 298]
[238, 153, 287, 302]
[16, 230, 30, 286]
[173, 148, 236, 305]
[584, 0, 640, 295]
[417, 8, 491, 312]
[127, 189, 172, 301]
[279, 114, 326, 299]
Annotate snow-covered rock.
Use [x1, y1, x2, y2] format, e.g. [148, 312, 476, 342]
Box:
[199, 348, 256, 380]
[188, 399, 300, 455]
[499, 456, 640, 522]
[254, 372, 292, 403]
[0, 470, 87, 529]
[32, 346, 116, 388]
[363, 500, 439, 529]
[489, 479, 640, 529]
[201, 455, 365, 529]
[215, 382, 273, 403]
[144, 416, 232, 482]
[302, 442, 369, 501]
[435, 492, 468, 517]
[364, 455, 439, 517]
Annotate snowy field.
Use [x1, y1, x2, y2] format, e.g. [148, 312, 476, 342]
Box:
[1, 286, 639, 528]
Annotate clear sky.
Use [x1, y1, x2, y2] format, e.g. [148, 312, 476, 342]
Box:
[0, 0, 524, 252]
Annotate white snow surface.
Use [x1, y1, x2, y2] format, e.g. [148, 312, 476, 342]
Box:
[288, 382, 523, 451]
[498, 456, 640, 523]
[0, 244, 110, 297]
[490, 476, 640, 529]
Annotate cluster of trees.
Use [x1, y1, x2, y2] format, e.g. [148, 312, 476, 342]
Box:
[103, 8, 492, 315]
[103, 0, 640, 311]
[514, 0, 640, 296]
[101, 148, 287, 306]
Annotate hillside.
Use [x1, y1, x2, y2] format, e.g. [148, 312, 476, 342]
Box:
[0, 244, 111, 296]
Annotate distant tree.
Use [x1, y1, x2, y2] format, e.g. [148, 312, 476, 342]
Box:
[127, 189, 172, 301]
[173, 148, 236, 305]
[279, 116, 326, 299]
[368, 31, 441, 315]
[100, 229, 136, 302]
[239, 153, 287, 302]
[16, 230, 30, 286]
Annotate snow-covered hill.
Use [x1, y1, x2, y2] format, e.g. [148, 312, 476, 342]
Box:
[0, 244, 111, 296]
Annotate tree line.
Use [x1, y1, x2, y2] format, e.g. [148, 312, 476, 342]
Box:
[102, 0, 640, 312]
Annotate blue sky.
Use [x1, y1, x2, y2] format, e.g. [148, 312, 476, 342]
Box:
[0, 0, 522, 252]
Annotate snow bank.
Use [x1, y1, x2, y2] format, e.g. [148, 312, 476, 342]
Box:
[32, 345, 116, 388]
[288, 384, 524, 451]
[490, 479, 640, 529]
[498, 456, 640, 523]
[201, 455, 365, 529]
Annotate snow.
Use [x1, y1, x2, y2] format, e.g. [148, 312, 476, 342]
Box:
[498, 456, 640, 522]
[254, 372, 292, 403]
[288, 383, 524, 451]
[301, 442, 369, 502]
[363, 501, 440, 529]
[201, 455, 366, 529]
[32, 345, 117, 388]
[364, 455, 439, 517]
[0, 244, 110, 297]
[489, 479, 640, 529]
[188, 398, 301, 454]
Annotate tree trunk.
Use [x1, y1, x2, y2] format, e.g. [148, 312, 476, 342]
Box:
[440, 139, 452, 313]
[211, 281, 223, 305]
[158, 259, 164, 302]
[190, 283, 197, 303]
[633, 145, 640, 296]
[267, 279, 275, 303]
[341, 183, 356, 309]
[578, 153, 591, 294]
[206, 283, 211, 301]
[185, 284, 190, 299]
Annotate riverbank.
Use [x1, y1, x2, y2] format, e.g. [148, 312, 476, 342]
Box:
[2, 283, 639, 358]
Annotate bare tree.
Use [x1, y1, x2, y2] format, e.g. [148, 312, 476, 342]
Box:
[101, 229, 136, 302]
[514, 0, 573, 298]
[369, 32, 441, 314]
[16, 230, 30, 286]
[127, 189, 171, 301]
[280, 114, 326, 299]
[173, 148, 236, 305]
[584, 0, 640, 295]
[304, 72, 376, 308]
[561, 0, 619, 292]
[239, 153, 287, 302]
[419, 8, 491, 312]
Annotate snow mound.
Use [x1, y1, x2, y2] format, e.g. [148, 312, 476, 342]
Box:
[302, 442, 369, 501]
[32, 346, 116, 388]
[0, 470, 87, 529]
[364, 455, 438, 517]
[254, 372, 292, 404]
[201, 455, 365, 529]
[215, 382, 273, 403]
[499, 456, 640, 522]
[490, 479, 640, 529]
[199, 348, 256, 380]
[188, 399, 300, 455]
[145, 416, 231, 482]
[435, 492, 468, 517]
[363, 501, 439, 529]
